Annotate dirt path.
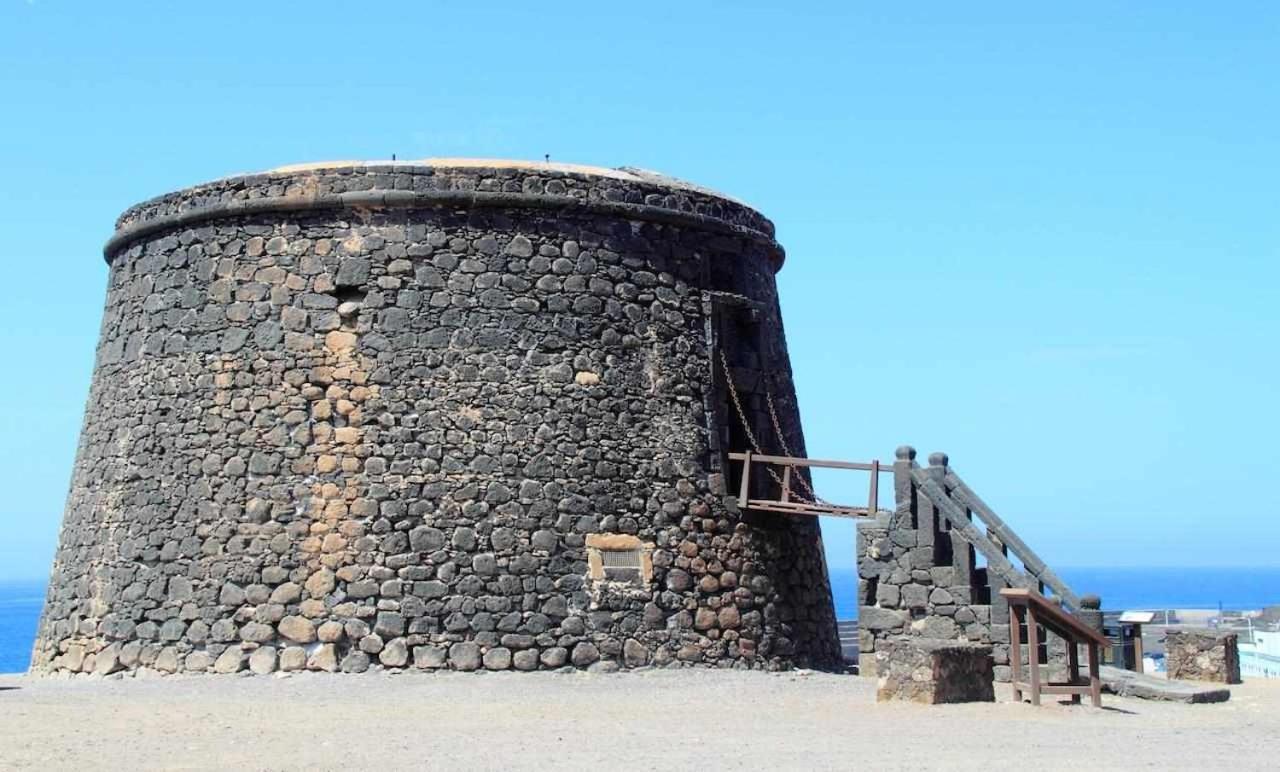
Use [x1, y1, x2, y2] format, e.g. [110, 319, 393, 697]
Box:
[2, 669, 1277, 770]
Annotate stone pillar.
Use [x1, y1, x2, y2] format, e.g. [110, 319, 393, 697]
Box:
[916, 452, 944, 562]
[855, 446, 918, 677]
[1077, 595, 1104, 637]
[892, 445, 916, 532]
[1075, 594, 1105, 672]
[989, 571, 1012, 682]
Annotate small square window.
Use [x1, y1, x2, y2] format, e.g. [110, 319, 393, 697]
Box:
[586, 534, 654, 588]
[600, 548, 644, 583]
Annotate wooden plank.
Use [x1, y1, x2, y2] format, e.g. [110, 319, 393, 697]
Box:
[1068, 641, 1081, 705]
[744, 501, 871, 519]
[1089, 643, 1102, 708]
[1010, 604, 1023, 703]
[727, 452, 892, 473]
[1027, 604, 1042, 706]
[1032, 684, 1092, 696]
[1133, 626, 1145, 674]
[868, 460, 879, 514]
[744, 499, 867, 513]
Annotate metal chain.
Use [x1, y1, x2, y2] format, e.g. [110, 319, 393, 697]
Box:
[718, 347, 824, 505]
[764, 388, 826, 504]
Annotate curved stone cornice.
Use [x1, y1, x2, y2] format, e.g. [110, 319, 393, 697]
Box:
[104, 160, 785, 269]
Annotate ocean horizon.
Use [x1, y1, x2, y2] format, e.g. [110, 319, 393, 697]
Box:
[4, 566, 1279, 674]
[829, 565, 1280, 620]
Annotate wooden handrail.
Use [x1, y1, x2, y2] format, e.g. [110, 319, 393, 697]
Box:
[999, 589, 1109, 647]
[1001, 587, 1106, 708]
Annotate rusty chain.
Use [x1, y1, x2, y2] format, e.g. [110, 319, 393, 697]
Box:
[718, 346, 827, 505]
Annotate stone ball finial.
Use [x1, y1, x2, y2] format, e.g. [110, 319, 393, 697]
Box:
[895, 445, 916, 461]
[927, 451, 948, 467]
[1080, 594, 1102, 610]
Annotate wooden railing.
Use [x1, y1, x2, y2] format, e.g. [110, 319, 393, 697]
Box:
[727, 452, 891, 520]
[1001, 588, 1109, 708]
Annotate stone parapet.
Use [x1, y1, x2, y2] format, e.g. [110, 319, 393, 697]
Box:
[106, 160, 782, 268]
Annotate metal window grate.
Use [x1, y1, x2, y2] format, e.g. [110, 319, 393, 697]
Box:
[600, 549, 643, 583]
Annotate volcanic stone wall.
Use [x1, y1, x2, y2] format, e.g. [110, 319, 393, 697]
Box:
[32, 161, 841, 676]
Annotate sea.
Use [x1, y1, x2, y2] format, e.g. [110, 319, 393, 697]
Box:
[2, 567, 1278, 673]
[831, 566, 1280, 619]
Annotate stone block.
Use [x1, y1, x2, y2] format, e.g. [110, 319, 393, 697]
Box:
[860, 606, 908, 632]
[901, 584, 929, 610]
[1166, 630, 1241, 684]
[875, 637, 995, 704]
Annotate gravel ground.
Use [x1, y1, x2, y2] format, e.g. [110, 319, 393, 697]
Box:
[2, 669, 1277, 771]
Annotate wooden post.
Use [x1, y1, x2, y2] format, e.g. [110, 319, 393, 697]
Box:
[868, 459, 879, 514]
[1132, 623, 1144, 674]
[1000, 587, 1109, 710]
[1067, 640, 1081, 705]
[1027, 605, 1042, 706]
[1009, 603, 1023, 703]
[1088, 642, 1102, 708]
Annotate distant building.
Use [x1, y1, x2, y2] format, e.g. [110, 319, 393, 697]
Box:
[1241, 627, 1280, 679]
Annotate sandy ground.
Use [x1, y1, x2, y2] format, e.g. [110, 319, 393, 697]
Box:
[2, 669, 1278, 771]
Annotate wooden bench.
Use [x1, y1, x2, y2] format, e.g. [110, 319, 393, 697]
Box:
[1000, 588, 1110, 708]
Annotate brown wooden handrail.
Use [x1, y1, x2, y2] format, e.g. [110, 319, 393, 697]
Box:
[1000, 588, 1106, 708]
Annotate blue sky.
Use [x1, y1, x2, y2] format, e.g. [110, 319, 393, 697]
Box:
[1, 2, 1276, 582]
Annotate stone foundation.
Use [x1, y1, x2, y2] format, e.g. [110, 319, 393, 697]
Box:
[1166, 630, 1241, 684]
[875, 637, 995, 704]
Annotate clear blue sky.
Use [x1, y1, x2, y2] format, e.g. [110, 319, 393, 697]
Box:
[1, 2, 1276, 582]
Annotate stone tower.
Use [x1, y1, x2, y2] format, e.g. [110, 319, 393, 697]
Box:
[32, 159, 840, 676]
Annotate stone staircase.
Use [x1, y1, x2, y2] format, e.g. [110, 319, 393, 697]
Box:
[857, 446, 1085, 681]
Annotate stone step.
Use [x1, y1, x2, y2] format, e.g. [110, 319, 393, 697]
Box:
[1100, 665, 1231, 704]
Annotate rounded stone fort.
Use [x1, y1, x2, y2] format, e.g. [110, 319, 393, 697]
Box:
[33, 159, 840, 676]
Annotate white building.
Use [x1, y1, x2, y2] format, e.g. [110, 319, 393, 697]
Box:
[1240, 628, 1280, 679]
